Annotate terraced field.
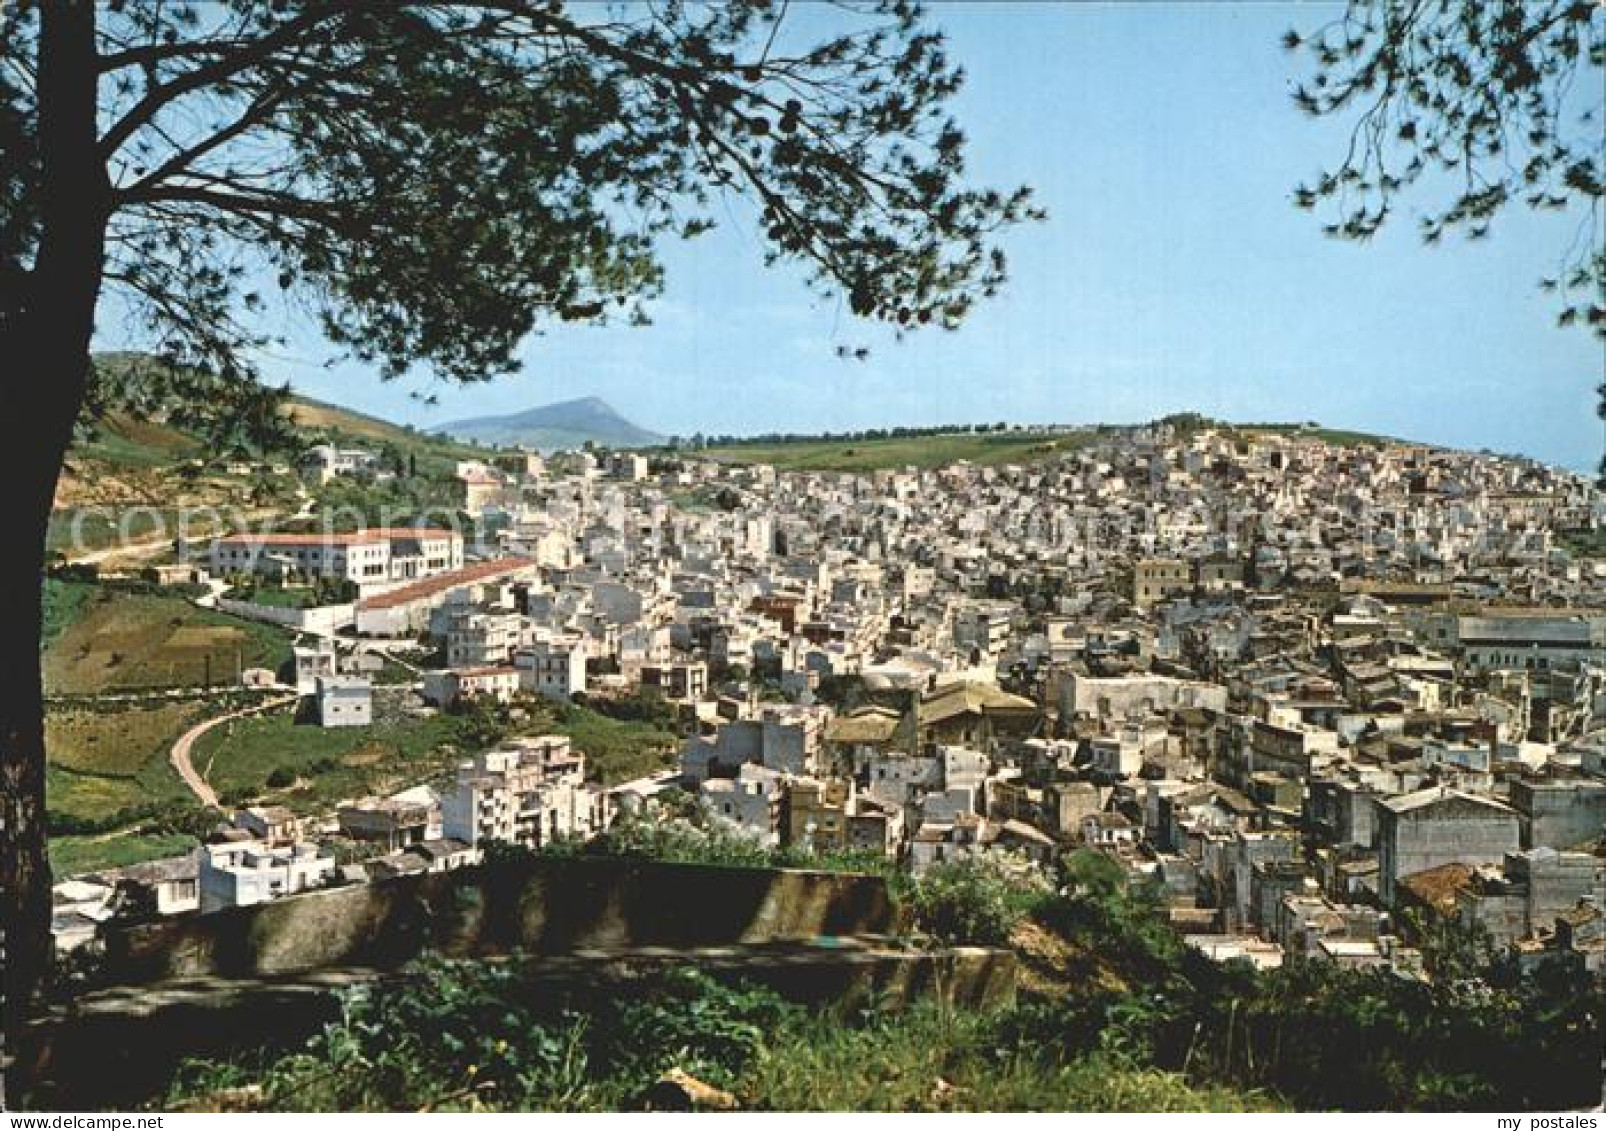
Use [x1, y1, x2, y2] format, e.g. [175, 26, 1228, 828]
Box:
[42, 582, 293, 695]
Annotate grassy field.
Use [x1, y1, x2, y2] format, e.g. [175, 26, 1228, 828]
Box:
[191, 706, 479, 812]
[44, 702, 201, 840]
[73, 409, 204, 469]
[47, 700, 205, 777]
[704, 430, 1094, 472]
[50, 831, 200, 877]
[552, 704, 678, 784]
[42, 580, 294, 695]
[42, 578, 98, 649]
[1238, 423, 1392, 448]
[191, 698, 679, 808]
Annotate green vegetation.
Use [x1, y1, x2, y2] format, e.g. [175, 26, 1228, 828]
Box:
[165, 960, 1273, 1113]
[46, 506, 239, 557]
[552, 702, 677, 785]
[285, 395, 500, 479]
[908, 855, 1050, 946]
[143, 844, 1604, 1111]
[228, 577, 357, 609]
[705, 429, 1093, 472]
[304, 473, 471, 531]
[190, 706, 480, 813]
[49, 832, 200, 878]
[41, 577, 98, 649]
[72, 410, 204, 470]
[1238, 422, 1392, 448]
[44, 701, 206, 835]
[42, 579, 293, 695]
[1559, 528, 1606, 559]
[535, 801, 898, 881]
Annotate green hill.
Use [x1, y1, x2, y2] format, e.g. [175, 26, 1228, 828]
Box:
[706, 429, 1097, 472]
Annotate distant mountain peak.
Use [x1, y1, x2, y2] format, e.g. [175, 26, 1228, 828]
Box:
[435, 396, 664, 453]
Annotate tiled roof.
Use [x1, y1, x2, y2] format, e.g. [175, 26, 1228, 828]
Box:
[357, 557, 534, 610]
[216, 527, 458, 547]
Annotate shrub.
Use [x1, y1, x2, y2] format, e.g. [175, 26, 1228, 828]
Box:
[265, 767, 296, 789]
[909, 853, 1051, 946]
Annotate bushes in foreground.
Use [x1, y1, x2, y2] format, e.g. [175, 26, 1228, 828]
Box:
[165, 959, 1274, 1113]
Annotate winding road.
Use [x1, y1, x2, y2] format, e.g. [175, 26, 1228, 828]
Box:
[169, 692, 298, 809]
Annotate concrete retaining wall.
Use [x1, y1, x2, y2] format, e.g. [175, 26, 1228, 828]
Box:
[216, 597, 355, 634]
[100, 853, 905, 983]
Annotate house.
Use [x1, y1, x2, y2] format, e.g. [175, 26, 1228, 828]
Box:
[444, 608, 529, 668]
[294, 639, 339, 696]
[916, 681, 1039, 748]
[1082, 810, 1138, 847]
[1507, 774, 1606, 850]
[364, 837, 477, 881]
[317, 674, 372, 728]
[338, 792, 438, 851]
[1455, 848, 1606, 947]
[952, 600, 1015, 660]
[640, 661, 708, 703]
[423, 665, 521, 708]
[89, 854, 201, 919]
[609, 452, 649, 481]
[458, 467, 510, 514]
[1134, 557, 1191, 607]
[1375, 787, 1522, 906]
[1054, 671, 1227, 722]
[681, 706, 830, 781]
[700, 763, 785, 845]
[441, 736, 612, 850]
[233, 805, 299, 846]
[300, 443, 380, 484]
[198, 840, 336, 913]
[515, 638, 588, 702]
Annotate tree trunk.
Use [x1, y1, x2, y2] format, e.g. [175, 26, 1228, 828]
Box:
[1, 0, 105, 1107]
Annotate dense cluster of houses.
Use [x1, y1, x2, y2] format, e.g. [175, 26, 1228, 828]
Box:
[54, 421, 1606, 975]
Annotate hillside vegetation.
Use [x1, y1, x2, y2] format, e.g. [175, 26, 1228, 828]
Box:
[706, 429, 1096, 472]
[160, 845, 1600, 1113]
[42, 579, 293, 696]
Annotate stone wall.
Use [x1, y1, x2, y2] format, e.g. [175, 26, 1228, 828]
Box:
[217, 596, 356, 634]
[100, 853, 904, 984]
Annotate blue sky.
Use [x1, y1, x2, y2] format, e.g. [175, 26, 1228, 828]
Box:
[182, 3, 1602, 470]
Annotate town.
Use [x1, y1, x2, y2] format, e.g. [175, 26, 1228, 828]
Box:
[48, 414, 1606, 979]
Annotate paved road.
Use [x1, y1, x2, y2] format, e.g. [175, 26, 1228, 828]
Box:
[169, 692, 297, 809]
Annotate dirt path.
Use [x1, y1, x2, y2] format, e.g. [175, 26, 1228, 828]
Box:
[169, 693, 297, 809]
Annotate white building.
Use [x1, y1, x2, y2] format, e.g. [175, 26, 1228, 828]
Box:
[515, 638, 588, 702]
[300, 444, 380, 484]
[441, 736, 612, 850]
[294, 639, 339, 696]
[445, 608, 530, 668]
[699, 763, 785, 846]
[422, 666, 521, 708]
[210, 527, 464, 589]
[317, 674, 373, 728]
[198, 839, 336, 913]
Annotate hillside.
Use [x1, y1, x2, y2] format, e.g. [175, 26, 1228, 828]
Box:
[55, 355, 500, 514]
[704, 418, 1403, 472]
[284, 393, 498, 475]
[705, 429, 1098, 471]
[436, 396, 665, 452]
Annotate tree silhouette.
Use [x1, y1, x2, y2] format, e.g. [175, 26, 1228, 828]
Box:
[0, 0, 1039, 1082]
[1287, 0, 1604, 472]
